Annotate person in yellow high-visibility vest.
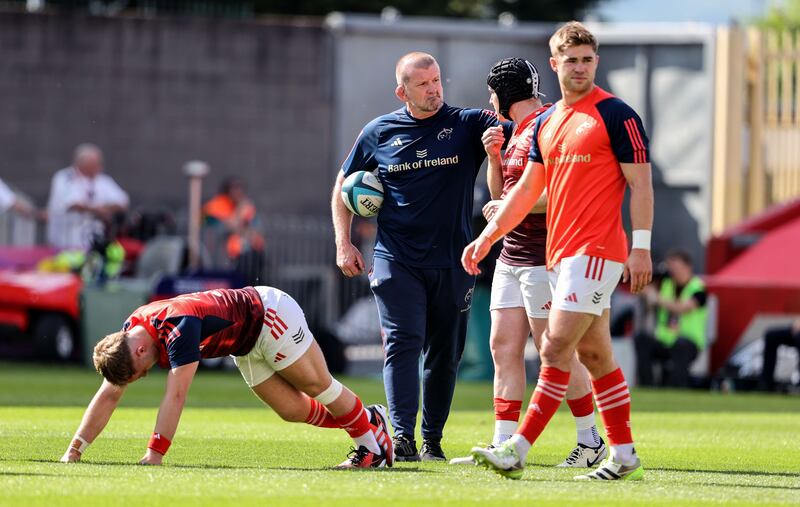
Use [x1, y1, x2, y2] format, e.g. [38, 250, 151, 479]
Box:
[635, 249, 707, 387]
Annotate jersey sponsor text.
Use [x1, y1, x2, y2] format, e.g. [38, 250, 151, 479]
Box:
[387, 155, 460, 173]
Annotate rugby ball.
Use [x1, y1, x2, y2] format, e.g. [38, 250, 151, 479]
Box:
[341, 171, 384, 218]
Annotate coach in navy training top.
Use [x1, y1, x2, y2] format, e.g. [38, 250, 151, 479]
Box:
[343, 105, 501, 267]
[331, 52, 511, 461]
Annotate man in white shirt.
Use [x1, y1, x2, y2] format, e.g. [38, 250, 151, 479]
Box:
[46, 144, 129, 250]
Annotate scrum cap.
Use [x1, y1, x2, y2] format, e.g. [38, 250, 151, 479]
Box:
[487, 58, 544, 118]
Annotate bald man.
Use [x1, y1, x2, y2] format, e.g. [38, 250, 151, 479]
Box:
[331, 52, 512, 461]
[46, 143, 129, 250]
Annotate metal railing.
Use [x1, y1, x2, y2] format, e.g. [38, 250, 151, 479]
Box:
[0, 212, 39, 246]
[258, 214, 372, 330]
[2, 202, 369, 330]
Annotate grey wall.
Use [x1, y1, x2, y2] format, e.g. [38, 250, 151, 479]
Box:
[0, 12, 717, 269]
[0, 12, 333, 217]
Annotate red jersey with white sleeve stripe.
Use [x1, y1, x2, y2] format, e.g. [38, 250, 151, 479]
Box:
[497, 105, 551, 267]
[122, 287, 264, 369]
[528, 86, 649, 269]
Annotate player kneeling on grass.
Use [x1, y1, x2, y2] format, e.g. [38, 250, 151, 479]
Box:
[60, 286, 394, 469]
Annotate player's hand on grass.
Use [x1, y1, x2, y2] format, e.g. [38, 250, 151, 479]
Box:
[461, 237, 491, 276]
[335, 242, 365, 278]
[624, 248, 652, 294]
[481, 126, 504, 159]
[139, 449, 164, 466]
[60, 447, 82, 463]
[482, 200, 502, 221]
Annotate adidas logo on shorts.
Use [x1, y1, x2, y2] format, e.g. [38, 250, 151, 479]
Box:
[264, 308, 288, 340]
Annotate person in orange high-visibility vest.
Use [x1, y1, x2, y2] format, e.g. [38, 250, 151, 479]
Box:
[203, 177, 265, 283]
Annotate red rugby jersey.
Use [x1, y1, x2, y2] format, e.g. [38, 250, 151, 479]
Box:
[497, 105, 551, 267]
[528, 86, 649, 269]
[123, 287, 264, 369]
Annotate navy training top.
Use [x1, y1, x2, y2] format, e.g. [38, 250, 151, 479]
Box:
[342, 104, 511, 268]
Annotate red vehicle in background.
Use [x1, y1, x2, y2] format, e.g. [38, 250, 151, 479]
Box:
[0, 237, 246, 363]
[0, 246, 83, 361]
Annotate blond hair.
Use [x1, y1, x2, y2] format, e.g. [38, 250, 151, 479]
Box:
[549, 21, 598, 56]
[395, 52, 438, 85]
[93, 331, 135, 386]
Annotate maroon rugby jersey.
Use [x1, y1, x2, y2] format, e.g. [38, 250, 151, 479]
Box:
[497, 105, 551, 267]
[123, 287, 264, 369]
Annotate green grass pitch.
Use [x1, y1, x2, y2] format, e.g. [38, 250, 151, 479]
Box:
[0, 362, 798, 506]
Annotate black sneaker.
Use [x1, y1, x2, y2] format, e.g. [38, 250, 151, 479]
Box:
[420, 438, 446, 461]
[392, 434, 420, 462]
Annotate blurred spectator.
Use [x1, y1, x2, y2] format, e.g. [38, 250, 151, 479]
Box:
[203, 177, 265, 284]
[46, 143, 129, 250]
[610, 266, 669, 339]
[759, 318, 800, 392]
[635, 249, 708, 388]
[37, 236, 125, 283]
[0, 177, 40, 219]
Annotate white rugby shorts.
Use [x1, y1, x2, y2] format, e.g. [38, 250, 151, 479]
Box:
[233, 286, 314, 388]
[490, 260, 552, 319]
[548, 254, 624, 316]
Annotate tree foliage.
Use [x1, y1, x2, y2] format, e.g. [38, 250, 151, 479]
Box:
[752, 0, 800, 31]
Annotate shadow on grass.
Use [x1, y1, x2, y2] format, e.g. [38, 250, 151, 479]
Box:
[551, 464, 798, 481]
[0, 471, 91, 477]
[22, 459, 430, 473]
[652, 466, 800, 479]
[520, 462, 799, 480]
[475, 464, 800, 484]
[251, 465, 432, 473]
[705, 482, 800, 491]
[25, 459, 260, 470]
